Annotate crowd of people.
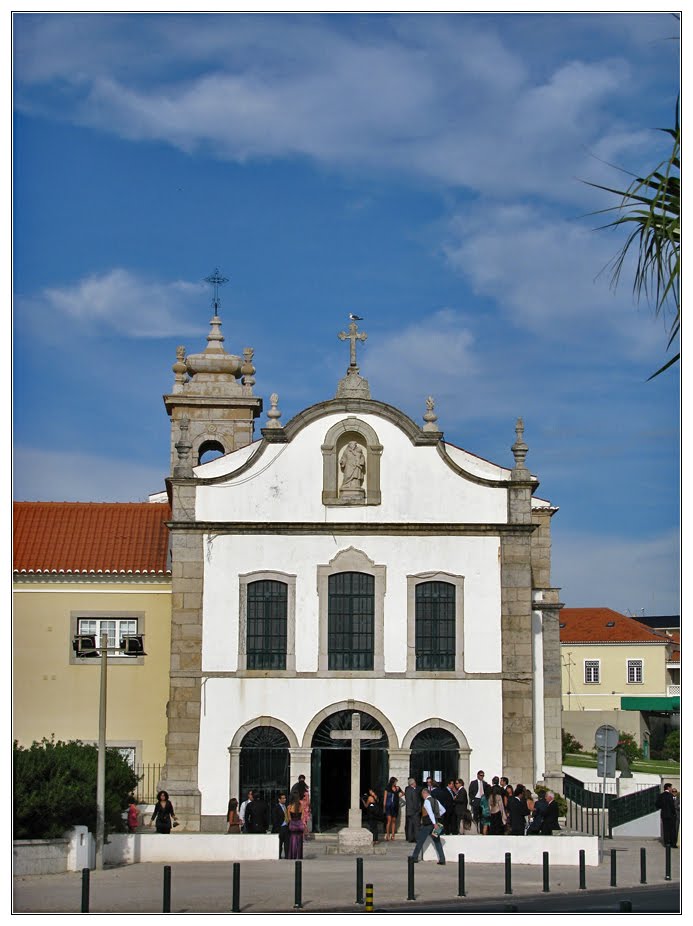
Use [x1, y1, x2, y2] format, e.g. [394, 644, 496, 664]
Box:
[226, 774, 312, 859]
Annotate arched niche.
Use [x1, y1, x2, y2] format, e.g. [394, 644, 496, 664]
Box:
[321, 417, 382, 506]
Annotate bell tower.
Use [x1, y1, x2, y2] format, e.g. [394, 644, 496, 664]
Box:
[163, 269, 262, 474]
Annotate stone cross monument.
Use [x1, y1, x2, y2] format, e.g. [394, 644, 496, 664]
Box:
[336, 319, 371, 399]
[330, 713, 382, 852]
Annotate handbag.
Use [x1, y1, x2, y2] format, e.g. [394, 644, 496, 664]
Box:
[431, 822, 444, 838]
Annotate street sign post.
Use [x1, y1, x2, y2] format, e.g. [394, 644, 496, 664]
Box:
[594, 724, 619, 859]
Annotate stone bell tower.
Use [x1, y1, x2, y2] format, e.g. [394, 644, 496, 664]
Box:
[164, 269, 262, 474]
[160, 270, 261, 831]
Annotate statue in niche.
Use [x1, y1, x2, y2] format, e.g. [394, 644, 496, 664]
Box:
[340, 441, 366, 492]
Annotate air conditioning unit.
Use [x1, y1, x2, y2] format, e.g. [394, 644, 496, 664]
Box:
[120, 635, 146, 656]
[72, 634, 98, 657]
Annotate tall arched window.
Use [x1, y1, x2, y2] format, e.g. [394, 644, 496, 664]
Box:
[415, 581, 456, 671]
[247, 580, 288, 670]
[328, 572, 374, 670]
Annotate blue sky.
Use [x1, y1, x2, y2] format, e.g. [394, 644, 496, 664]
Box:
[13, 12, 680, 615]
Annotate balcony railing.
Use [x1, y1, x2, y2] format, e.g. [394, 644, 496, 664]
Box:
[667, 685, 680, 697]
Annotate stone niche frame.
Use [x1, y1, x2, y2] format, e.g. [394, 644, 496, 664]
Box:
[406, 572, 465, 675]
[321, 417, 382, 506]
[317, 547, 386, 673]
[238, 571, 297, 673]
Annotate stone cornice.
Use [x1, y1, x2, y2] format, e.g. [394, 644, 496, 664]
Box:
[166, 520, 536, 536]
[13, 571, 171, 585]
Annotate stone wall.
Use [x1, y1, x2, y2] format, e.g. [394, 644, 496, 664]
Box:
[13, 839, 69, 876]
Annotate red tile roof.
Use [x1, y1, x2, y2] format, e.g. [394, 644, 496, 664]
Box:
[13, 502, 171, 575]
[560, 607, 671, 645]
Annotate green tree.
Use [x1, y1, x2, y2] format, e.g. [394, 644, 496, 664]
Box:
[617, 731, 643, 764]
[661, 729, 680, 761]
[13, 738, 139, 839]
[587, 105, 680, 379]
[562, 729, 583, 758]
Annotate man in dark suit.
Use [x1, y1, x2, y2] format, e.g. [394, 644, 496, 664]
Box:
[507, 784, 530, 835]
[468, 770, 491, 830]
[271, 792, 290, 858]
[656, 783, 677, 847]
[404, 778, 422, 843]
[432, 779, 457, 835]
[539, 791, 560, 835]
[244, 789, 270, 833]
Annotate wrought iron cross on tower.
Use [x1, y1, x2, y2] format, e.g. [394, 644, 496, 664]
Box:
[330, 712, 382, 829]
[338, 319, 367, 369]
[204, 268, 229, 313]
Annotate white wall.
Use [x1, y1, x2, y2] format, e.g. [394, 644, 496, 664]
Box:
[195, 414, 508, 525]
[202, 533, 502, 675]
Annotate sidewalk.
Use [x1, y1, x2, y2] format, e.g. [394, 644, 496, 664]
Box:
[13, 836, 680, 914]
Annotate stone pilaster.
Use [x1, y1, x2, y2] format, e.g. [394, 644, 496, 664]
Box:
[289, 747, 313, 786]
[159, 481, 204, 831]
[538, 589, 564, 794]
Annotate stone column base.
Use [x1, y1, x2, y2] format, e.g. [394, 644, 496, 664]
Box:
[333, 827, 385, 855]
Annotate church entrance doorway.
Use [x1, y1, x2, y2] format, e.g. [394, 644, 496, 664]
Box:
[310, 709, 388, 832]
[409, 728, 459, 787]
[239, 726, 290, 808]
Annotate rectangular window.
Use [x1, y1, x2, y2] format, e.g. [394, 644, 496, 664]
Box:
[627, 659, 643, 684]
[328, 571, 374, 670]
[246, 580, 288, 670]
[584, 660, 600, 684]
[78, 617, 138, 654]
[415, 581, 456, 671]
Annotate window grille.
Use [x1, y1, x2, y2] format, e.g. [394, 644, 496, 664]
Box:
[584, 660, 600, 684]
[415, 581, 455, 671]
[627, 659, 643, 684]
[328, 572, 374, 670]
[247, 581, 288, 670]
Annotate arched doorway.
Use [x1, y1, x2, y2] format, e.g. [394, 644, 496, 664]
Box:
[239, 726, 290, 806]
[310, 710, 389, 832]
[409, 728, 459, 787]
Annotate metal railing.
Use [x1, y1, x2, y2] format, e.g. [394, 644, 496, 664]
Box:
[133, 764, 163, 804]
[609, 784, 660, 832]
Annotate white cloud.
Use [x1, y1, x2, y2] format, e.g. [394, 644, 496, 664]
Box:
[552, 528, 680, 615]
[13, 14, 670, 203]
[30, 269, 207, 339]
[13, 446, 167, 502]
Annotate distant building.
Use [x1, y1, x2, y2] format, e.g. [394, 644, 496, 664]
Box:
[13, 501, 172, 782]
[560, 607, 680, 757]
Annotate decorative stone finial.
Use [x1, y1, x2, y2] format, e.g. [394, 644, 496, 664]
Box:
[241, 347, 256, 388]
[511, 417, 529, 476]
[174, 417, 193, 477]
[172, 345, 187, 392]
[422, 396, 439, 432]
[336, 318, 371, 399]
[266, 392, 282, 428]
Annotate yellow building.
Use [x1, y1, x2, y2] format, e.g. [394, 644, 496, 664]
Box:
[13, 502, 172, 795]
[560, 607, 680, 757]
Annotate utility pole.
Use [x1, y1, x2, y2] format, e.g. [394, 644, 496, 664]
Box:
[95, 631, 108, 870]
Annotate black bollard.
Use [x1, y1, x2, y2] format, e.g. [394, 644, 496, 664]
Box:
[619, 900, 633, 912]
[365, 883, 374, 913]
[504, 852, 512, 895]
[81, 867, 90, 913]
[457, 853, 466, 897]
[665, 845, 672, 881]
[610, 848, 617, 887]
[640, 847, 647, 885]
[579, 849, 586, 890]
[356, 857, 364, 905]
[407, 856, 415, 901]
[542, 851, 549, 893]
[232, 862, 240, 913]
[294, 860, 303, 909]
[163, 865, 171, 913]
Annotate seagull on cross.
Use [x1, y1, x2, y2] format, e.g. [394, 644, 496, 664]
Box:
[349, 313, 363, 321]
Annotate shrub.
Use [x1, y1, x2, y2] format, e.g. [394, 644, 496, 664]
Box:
[562, 730, 583, 758]
[617, 731, 643, 764]
[661, 730, 680, 761]
[13, 738, 139, 839]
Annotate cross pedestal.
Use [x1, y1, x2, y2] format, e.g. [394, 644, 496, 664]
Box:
[330, 712, 383, 854]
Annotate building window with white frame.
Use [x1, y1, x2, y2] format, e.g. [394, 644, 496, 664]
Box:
[77, 617, 138, 653]
[627, 659, 644, 684]
[584, 659, 600, 684]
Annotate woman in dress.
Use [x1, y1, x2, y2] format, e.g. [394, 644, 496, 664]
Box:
[383, 777, 403, 841]
[299, 786, 312, 840]
[362, 789, 380, 843]
[287, 798, 305, 859]
[488, 785, 506, 835]
[150, 790, 178, 834]
[478, 791, 492, 835]
[226, 797, 241, 834]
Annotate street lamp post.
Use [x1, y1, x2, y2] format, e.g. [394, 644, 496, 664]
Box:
[95, 631, 108, 870]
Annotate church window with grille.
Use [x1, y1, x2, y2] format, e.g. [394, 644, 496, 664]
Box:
[415, 581, 456, 671]
[328, 572, 374, 670]
[246, 580, 288, 670]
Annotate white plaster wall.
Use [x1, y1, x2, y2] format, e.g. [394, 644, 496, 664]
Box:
[611, 811, 661, 839]
[201, 533, 502, 674]
[420, 833, 600, 866]
[195, 414, 508, 524]
[104, 833, 278, 865]
[197, 677, 503, 815]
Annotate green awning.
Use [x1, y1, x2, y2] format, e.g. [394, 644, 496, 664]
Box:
[621, 696, 680, 712]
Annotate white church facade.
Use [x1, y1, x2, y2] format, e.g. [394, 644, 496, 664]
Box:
[159, 299, 563, 831]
